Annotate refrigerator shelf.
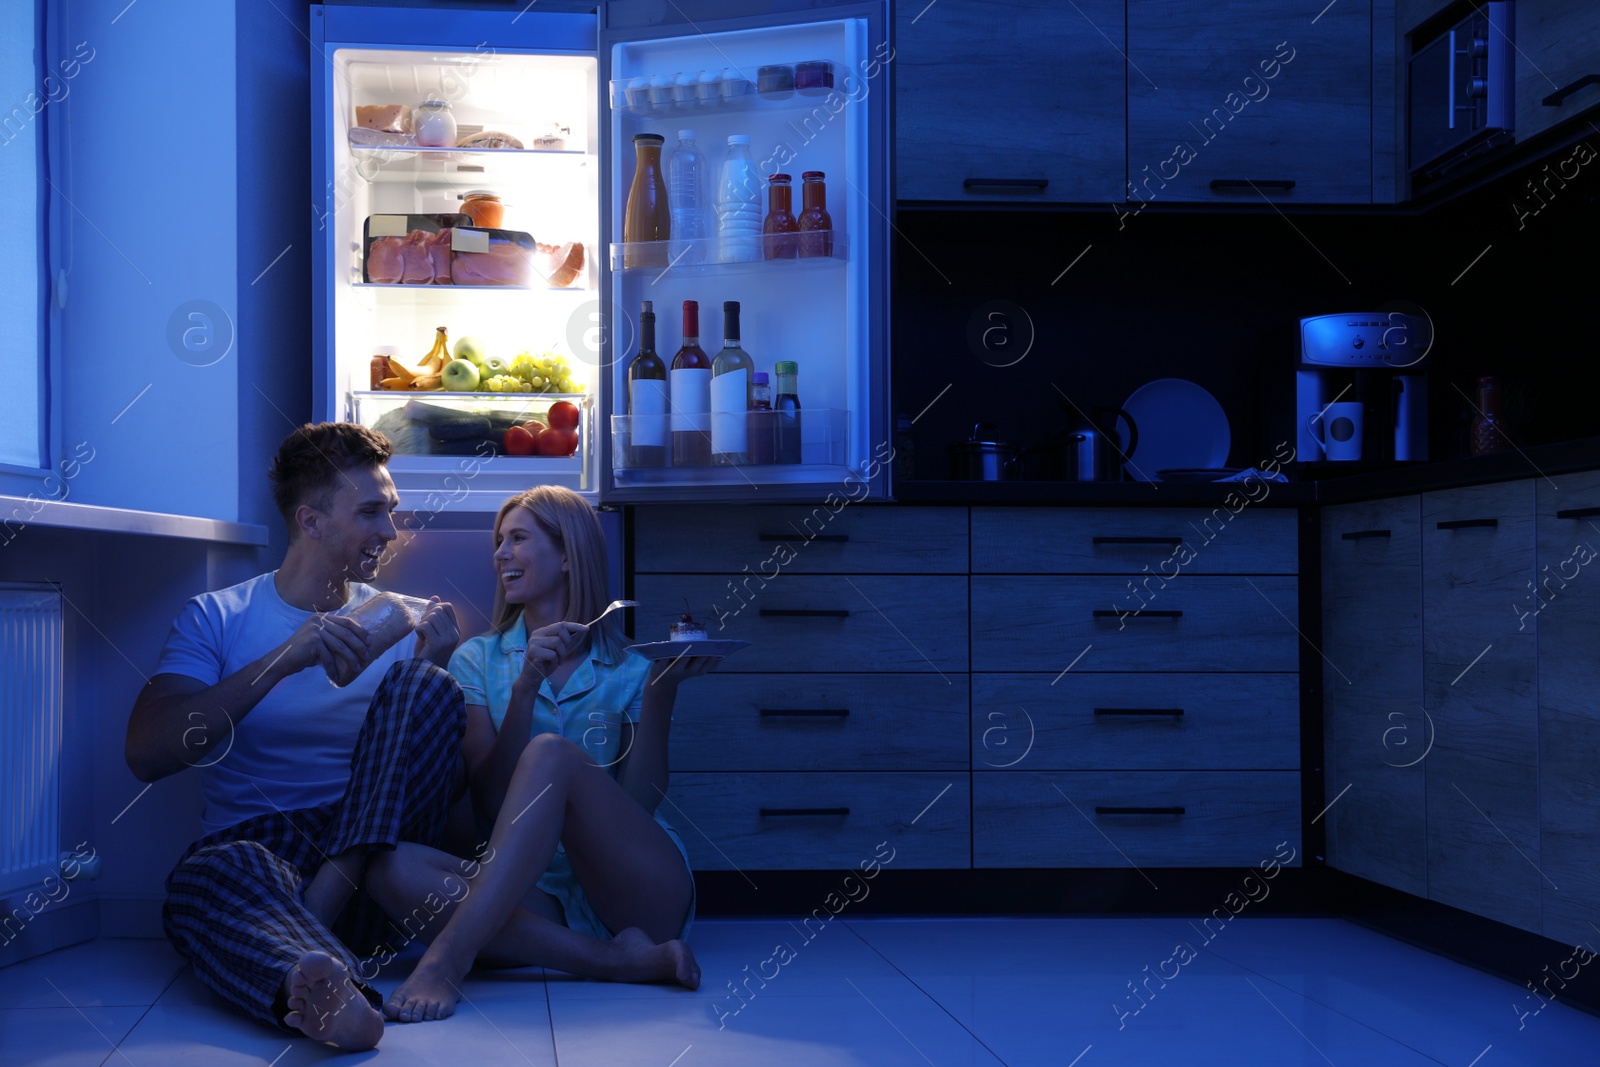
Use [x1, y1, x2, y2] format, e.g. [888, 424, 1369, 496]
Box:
[610, 408, 847, 472]
[608, 232, 847, 274]
[348, 144, 588, 184]
[608, 72, 844, 115]
[353, 282, 539, 292]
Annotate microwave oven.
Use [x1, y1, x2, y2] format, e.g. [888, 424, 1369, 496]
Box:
[1408, 2, 1514, 183]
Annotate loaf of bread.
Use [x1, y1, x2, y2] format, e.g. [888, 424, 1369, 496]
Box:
[324, 592, 421, 687]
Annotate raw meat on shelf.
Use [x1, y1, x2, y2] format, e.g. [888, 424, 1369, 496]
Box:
[366, 236, 406, 284]
[452, 240, 534, 286]
[400, 230, 435, 284]
[426, 230, 453, 284]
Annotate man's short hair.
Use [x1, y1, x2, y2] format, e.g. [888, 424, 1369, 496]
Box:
[269, 422, 393, 528]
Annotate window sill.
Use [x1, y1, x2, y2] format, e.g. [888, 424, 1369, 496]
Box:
[0, 495, 269, 546]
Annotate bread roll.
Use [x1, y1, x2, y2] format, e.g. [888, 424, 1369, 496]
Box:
[324, 592, 420, 687]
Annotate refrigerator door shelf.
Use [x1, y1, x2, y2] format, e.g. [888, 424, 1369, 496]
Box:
[608, 231, 846, 274]
[610, 407, 848, 475]
[349, 144, 587, 184]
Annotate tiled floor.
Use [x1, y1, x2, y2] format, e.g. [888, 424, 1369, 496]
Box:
[4, 918, 1599, 1065]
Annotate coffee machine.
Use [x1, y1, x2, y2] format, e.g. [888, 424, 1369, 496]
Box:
[1296, 312, 1431, 464]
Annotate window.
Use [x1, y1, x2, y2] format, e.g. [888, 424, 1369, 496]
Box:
[0, 4, 43, 473]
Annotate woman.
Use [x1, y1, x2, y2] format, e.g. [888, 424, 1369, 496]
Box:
[369, 486, 716, 1022]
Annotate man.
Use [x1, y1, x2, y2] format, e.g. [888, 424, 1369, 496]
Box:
[126, 422, 464, 1051]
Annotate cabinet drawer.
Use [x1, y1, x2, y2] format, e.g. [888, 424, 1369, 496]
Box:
[1536, 469, 1600, 721]
[673, 673, 969, 771]
[973, 771, 1300, 868]
[972, 507, 1297, 574]
[633, 505, 967, 574]
[664, 773, 969, 870]
[972, 576, 1298, 672]
[972, 674, 1297, 770]
[634, 574, 968, 673]
[1422, 482, 1537, 764]
[1425, 748, 1541, 933]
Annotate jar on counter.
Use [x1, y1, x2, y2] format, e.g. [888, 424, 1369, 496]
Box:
[414, 99, 457, 147]
[459, 191, 504, 229]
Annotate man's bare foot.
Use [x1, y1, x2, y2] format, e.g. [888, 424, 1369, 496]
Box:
[282, 950, 384, 1050]
[607, 928, 700, 989]
[384, 957, 466, 1023]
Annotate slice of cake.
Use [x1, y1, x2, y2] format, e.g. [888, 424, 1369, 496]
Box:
[669, 611, 707, 642]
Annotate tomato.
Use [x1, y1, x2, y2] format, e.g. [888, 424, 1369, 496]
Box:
[503, 425, 536, 456]
[547, 400, 580, 432]
[537, 426, 578, 456]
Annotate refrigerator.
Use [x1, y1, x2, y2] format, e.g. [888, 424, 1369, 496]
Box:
[310, 1, 893, 514]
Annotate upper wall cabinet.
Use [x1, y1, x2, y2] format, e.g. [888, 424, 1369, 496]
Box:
[1513, 0, 1600, 145]
[894, 0, 1126, 203]
[1126, 0, 1373, 203]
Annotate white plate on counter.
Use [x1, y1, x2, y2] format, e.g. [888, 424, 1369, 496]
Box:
[626, 639, 750, 661]
[1121, 378, 1231, 482]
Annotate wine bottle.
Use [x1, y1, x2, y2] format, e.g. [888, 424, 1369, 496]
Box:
[670, 300, 712, 467]
[627, 301, 667, 468]
[775, 360, 802, 464]
[711, 301, 755, 465]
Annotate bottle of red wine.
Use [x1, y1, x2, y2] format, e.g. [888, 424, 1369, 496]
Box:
[626, 301, 666, 468]
[711, 301, 755, 465]
[670, 300, 712, 467]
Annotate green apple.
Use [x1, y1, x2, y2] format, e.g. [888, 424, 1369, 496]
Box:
[453, 336, 488, 372]
[481, 356, 511, 378]
[441, 358, 481, 392]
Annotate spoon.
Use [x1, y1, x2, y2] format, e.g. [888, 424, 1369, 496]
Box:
[583, 599, 638, 628]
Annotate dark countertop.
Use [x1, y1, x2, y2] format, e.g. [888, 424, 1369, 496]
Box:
[892, 437, 1600, 507]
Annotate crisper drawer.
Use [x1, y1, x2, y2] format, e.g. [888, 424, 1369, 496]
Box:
[972, 674, 1298, 771]
[633, 574, 969, 673]
[673, 674, 969, 771]
[634, 505, 968, 574]
[663, 773, 969, 870]
[971, 576, 1298, 672]
[973, 771, 1301, 868]
[971, 507, 1297, 575]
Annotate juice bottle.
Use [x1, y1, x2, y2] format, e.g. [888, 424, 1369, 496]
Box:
[624, 133, 670, 268]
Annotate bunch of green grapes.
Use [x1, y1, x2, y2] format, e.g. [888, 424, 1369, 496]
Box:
[483, 374, 531, 393]
[510, 352, 586, 394]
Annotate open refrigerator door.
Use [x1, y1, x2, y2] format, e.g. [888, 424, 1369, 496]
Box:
[600, 3, 891, 502]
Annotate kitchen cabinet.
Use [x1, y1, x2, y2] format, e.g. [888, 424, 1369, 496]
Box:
[1512, 0, 1600, 146]
[1126, 0, 1373, 203]
[640, 505, 971, 870]
[969, 507, 1301, 869]
[1320, 496, 1426, 898]
[1534, 469, 1600, 949]
[894, 0, 1125, 203]
[1421, 482, 1539, 932]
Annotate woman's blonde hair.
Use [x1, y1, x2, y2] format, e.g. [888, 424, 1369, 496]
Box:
[488, 486, 621, 657]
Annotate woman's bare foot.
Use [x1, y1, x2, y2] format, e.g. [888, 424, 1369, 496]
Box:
[384, 957, 466, 1023]
[282, 950, 384, 1050]
[606, 928, 700, 989]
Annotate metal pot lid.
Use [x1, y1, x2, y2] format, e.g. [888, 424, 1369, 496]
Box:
[959, 422, 1014, 448]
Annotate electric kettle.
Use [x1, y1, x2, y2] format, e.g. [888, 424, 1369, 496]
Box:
[1064, 403, 1139, 482]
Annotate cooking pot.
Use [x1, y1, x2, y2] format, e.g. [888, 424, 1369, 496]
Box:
[949, 423, 1019, 481]
[1063, 404, 1139, 482]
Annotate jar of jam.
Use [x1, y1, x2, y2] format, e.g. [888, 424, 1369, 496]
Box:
[459, 191, 504, 229]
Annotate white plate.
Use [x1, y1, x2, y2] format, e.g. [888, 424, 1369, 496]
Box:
[1121, 378, 1231, 482]
[626, 639, 750, 661]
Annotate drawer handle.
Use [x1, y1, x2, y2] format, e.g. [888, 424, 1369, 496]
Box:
[1436, 518, 1498, 530]
[1340, 529, 1392, 540]
[1095, 806, 1185, 816]
[759, 532, 849, 544]
[1093, 609, 1183, 619]
[1543, 74, 1600, 106]
[963, 177, 1049, 190]
[759, 608, 851, 618]
[759, 807, 850, 818]
[1093, 707, 1185, 718]
[1093, 536, 1184, 546]
[1209, 179, 1295, 191]
[1556, 507, 1600, 520]
[759, 708, 850, 718]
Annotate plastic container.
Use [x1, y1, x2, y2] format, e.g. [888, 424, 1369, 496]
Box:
[668, 131, 708, 265]
[758, 64, 795, 98]
[795, 60, 836, 95]
[325, 592, 432, 686]
[716, 134, 763, 263]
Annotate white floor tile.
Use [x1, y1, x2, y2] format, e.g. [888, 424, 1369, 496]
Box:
[0, 1005, 147, 1067]
[0, 939, 182, 1009]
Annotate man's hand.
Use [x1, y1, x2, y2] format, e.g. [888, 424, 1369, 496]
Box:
[286, 612, 371, 683]
[414, 598, 460, 669]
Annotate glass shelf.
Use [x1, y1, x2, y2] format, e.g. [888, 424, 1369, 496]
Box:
[608, 232, 847, 275]
[610, 408, 847, 473]
[348, 144, 588, 183]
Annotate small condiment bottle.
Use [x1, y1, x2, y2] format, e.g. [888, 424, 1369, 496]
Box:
[763, 174, 799, 259]
[459, 191, 504, 229]
[798, 171, 832, 258]
[414, 99, 457, 147]
[1470, 376, 1510, 455]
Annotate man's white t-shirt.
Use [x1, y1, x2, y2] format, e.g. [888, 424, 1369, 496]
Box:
[156, 572, 420, 835]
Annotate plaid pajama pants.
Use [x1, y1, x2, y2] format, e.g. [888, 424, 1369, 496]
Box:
[162, 659, 465, 1029]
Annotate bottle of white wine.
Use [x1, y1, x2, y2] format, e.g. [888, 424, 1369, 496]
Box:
[710, 301, 754, 465]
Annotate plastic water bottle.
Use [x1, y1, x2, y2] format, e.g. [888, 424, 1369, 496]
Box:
[716, 134, 763, 263]
[667, 130, 707, 265]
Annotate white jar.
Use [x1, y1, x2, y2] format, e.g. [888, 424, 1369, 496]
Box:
[414, 99, 457, 147]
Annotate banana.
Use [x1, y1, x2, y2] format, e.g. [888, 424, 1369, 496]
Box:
[409, 373, 443, 390]
[383, 356, 418, 385]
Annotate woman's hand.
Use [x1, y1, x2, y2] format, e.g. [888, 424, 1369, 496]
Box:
[414, 597, 460, 668]
[646, 654, 722, 690]
[517, 621, 587, 686]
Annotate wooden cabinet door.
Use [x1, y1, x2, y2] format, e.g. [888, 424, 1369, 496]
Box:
[1421, 481, 1540, 931]
[1320, 496, 1426, 898]
[895, 0, 1125, 203]
[1126, 0, 1372, 203]
[1514, 0, 1600, 145]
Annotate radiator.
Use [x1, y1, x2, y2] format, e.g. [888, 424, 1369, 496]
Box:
[0, 584, 63, 898]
